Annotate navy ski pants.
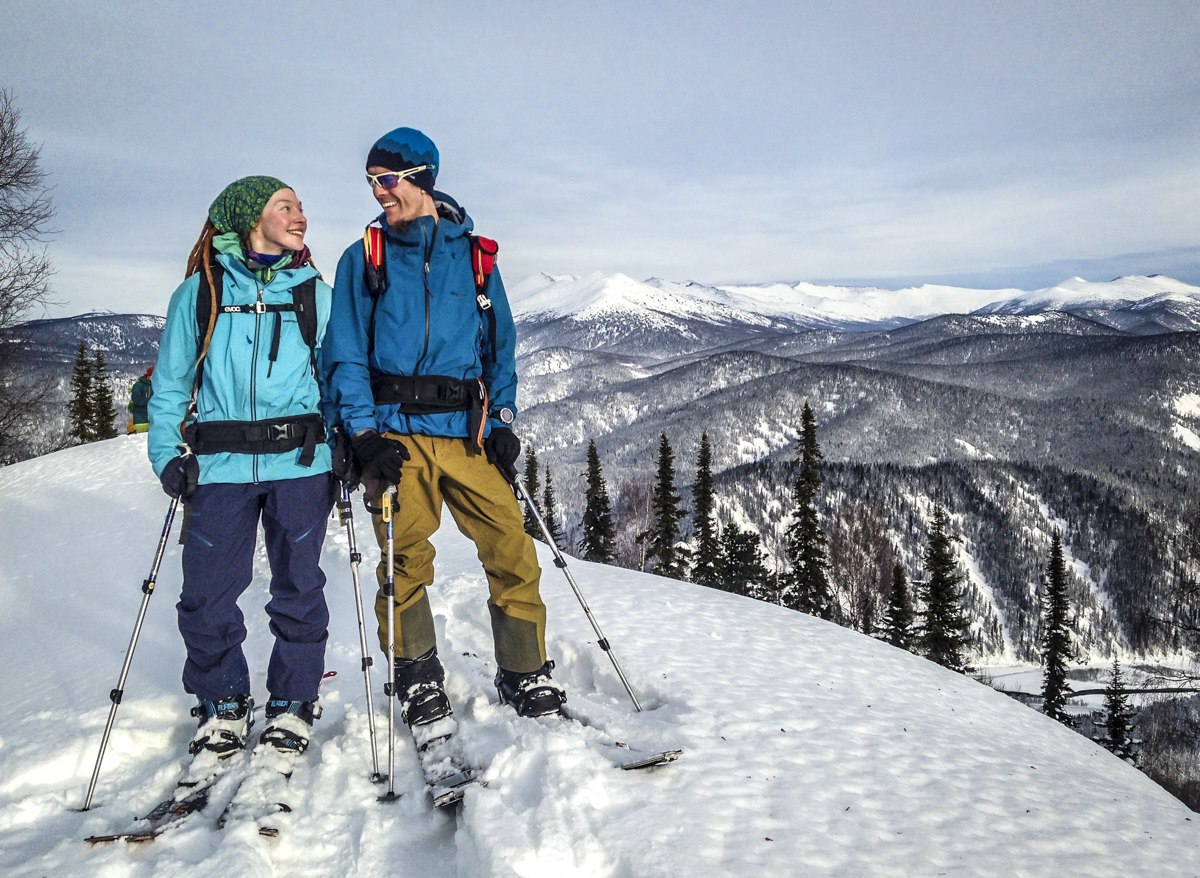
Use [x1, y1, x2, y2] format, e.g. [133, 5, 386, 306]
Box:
[177, 473, 332, 702]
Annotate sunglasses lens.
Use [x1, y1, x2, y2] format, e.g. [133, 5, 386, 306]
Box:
[367, 173, 402, 188]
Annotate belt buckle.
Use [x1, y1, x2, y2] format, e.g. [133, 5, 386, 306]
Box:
[269, 423, 291, 441]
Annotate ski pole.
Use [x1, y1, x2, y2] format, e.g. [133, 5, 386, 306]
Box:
[500, 465, 644, 712]
[81, 495, 181, 811]
[378, 484, 400, 802]
[336, 484, 383, 783]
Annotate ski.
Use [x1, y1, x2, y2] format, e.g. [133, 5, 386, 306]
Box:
[551, 710, 683, 771]
[84, 776, 219, 844]
[612, 745, 683, 770]
[216, 750, 299, 838]
[408, 719, 482, 809]
[427, 765, 479, 809]
[457, 650, 683, 772]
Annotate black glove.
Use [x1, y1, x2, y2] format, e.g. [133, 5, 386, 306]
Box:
[351, 429, 410, 488]
[159, 454, 199, 499]
[484, 427, 521, 480]
[330, 426, 360, 488]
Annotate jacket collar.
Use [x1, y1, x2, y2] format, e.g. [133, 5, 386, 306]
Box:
[215, 252, 318, 291]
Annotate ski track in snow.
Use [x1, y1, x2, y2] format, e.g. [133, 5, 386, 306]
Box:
[1, 435, 1199, 876]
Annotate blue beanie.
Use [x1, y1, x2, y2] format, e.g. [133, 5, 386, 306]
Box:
[366, 127, 439, 193]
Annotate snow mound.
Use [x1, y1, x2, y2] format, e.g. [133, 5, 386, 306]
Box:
[0, 437, 1196, 876]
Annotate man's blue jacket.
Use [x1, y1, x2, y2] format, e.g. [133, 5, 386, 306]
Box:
[322, 200, 518, 440]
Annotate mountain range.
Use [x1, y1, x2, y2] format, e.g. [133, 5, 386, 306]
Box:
[10, 273, 1200, 664]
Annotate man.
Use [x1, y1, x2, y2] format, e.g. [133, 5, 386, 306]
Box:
[128, 365, 153, 433]
[322, 127, 565, 738]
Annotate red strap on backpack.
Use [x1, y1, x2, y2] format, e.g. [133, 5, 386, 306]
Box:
[471, 235, 498, 295]
[364, 225, 386, 270]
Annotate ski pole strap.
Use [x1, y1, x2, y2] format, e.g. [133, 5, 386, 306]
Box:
[185, 413, 326, 466]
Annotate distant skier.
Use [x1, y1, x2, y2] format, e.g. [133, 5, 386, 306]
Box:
[322, 127, 565, 738]
[147, 176, 334, 777]
[127, 365, 153, 433]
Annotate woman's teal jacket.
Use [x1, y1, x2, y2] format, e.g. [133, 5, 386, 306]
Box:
[147, 253, 332, 484]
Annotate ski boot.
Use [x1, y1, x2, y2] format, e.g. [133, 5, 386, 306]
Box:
[495, 660, 567, 718]
[186, 693, 252, 780]
[258, 698, 322, 756]
[389, 647, 455, 749]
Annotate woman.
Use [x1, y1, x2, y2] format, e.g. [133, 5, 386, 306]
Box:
[147, 176, 333, 775]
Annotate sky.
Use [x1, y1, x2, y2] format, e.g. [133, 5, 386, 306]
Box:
[3, 436, 1199, 876]
[3, 0, 1199, 318]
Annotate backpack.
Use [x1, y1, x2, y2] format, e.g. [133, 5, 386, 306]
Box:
[361, 219, 500, 351]
[190, 262, 320, 405]
[363, 223, 497, 304]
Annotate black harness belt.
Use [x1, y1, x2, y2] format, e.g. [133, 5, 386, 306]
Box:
[371, 374, 486, 413]
[370, 373, 489, 451]
[186, 413, 326, 467]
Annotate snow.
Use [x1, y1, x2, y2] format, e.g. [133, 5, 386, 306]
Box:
[1172, 423, 1200, 452]
[1175, 393, 1200, 419]
[2, 437, 1199, 877]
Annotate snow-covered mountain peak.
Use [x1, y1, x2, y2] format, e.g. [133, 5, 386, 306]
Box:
[976, 274, 1200, 315]
[511, 271, 1200, 331]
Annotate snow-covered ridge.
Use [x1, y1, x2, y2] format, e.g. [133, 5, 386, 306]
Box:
[2, 438, 1198, 876]
[510, 273, 1200, 327]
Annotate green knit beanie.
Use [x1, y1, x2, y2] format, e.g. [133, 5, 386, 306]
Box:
[208, 175, 290, 239]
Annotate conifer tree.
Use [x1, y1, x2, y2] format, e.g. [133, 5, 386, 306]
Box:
[715, 523, 771, 598]
[917, 503, 971, 673]
[522, 445, 541, 540]
[88, 349, 118, 440]
[781, 403, 832, 618]
[637, 432, 690, 579]
[690, 432, 721, 588]
[1103, 658, 1136, 762]
[579, 440, 616, 564]
[66, 341, 93, 445]
[883, 562, 915, 650]
[542, 465, 566, 547]
[1040, 530, 1075, 726]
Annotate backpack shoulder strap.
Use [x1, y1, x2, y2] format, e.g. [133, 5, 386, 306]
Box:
[363, 223, 387, 297]
[470, 234, 498, 309]
[191, 261, 224, 407]
[469, 233, 500, 359]
[292, 277, 320, 378]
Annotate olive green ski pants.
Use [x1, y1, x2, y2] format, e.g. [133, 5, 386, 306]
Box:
[369, 434, 548, 673]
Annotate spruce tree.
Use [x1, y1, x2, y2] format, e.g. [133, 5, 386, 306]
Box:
[88, 349, 118, 440]
[715, 523, 771, 598]
[917, 503, 971, 673]
[522, 445, 542, 540]
[67, 342, 93, 445]
[579, 440, 616, 564]
[781, 402, 833, 618]
[637, 432, 690, 579]
[690, 432, 721, 588]
[883, 562, 915, 650]
[1040, 530, 1075, 726]
[1103, 658, 1136, 762]
[542, 465, 566, 547]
